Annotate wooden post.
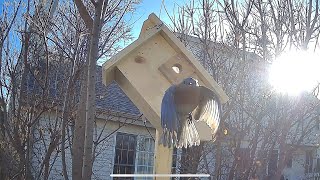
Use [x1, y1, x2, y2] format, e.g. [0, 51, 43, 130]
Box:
[154, 130, 173, 179]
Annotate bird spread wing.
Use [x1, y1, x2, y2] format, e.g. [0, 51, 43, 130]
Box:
[161, 85, 179, 147]
[193, 86, 221, 140]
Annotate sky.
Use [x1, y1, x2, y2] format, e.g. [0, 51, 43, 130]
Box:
[0, 0, 186, 42]
[0, 0, 186, 64]
[129, 0, 185, 40]
[0, 0, 185, 38]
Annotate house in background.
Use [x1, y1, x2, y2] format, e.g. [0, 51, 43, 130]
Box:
[30, 65, 160, 179]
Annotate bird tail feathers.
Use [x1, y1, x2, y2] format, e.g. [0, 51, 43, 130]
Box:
[160, 129, 178, 148]
[178, 121, 200, 148]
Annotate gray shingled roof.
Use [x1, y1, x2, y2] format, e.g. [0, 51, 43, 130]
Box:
[24, 64, 141, 116]
[95, 66, 141, 115]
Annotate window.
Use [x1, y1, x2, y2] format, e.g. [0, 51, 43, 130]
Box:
[268, 150, 278, 176]
[113, 133, 137, 178]
[113, 133, 155, 179]
[305, 150, 314, 173]
[135, 137, 155, 179]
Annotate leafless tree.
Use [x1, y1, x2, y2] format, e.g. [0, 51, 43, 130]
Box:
[0, 0, 65, 179]
[1, 0, 140, 179]
[167, 0, 320, 180]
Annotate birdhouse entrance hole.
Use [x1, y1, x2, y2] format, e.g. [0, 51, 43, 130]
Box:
[172, 63, 182, 74]
[158, 53, 199, 85]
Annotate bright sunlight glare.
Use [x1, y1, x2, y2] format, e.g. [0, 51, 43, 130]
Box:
[269, 50, 320, 96]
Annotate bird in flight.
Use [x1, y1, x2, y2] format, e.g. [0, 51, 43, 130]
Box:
[160, 77, 221, 148]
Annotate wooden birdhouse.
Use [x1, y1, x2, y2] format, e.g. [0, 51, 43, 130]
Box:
[102, 13, 228, 177]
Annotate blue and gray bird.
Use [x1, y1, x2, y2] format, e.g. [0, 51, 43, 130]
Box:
[160, 77, 221, 148]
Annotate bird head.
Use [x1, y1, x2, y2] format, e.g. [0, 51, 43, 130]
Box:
[182, 77, 199, 86]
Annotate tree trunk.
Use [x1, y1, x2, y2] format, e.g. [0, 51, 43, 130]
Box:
[81, 1, 103, 179]
[72, 62, 88, 180]
[61, 59, 75, 180]
[273, 128, 289, 180]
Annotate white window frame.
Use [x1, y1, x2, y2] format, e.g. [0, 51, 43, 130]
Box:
[134, 135, 155, 179]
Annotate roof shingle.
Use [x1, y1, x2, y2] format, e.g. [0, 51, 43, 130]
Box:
[95, 66, 140, 116]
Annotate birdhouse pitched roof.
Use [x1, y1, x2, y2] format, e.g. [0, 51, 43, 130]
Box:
[102, 13, 228, 103]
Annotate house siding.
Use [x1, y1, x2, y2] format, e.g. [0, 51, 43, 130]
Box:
[31, 114, 156, 180]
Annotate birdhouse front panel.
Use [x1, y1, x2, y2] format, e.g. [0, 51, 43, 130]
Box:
[114, 33, 215, 132]
[103, 13, 228, 134]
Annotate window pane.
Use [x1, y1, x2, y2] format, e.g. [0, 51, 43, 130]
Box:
[122, 135, 129, 149]
[115, 149, 121, 164]
[147, 166, 153, 174]
[146, 154, 152, 166]
[135, 137, 155, 176]
[120, 166, 125, 174]
[116, 135, 123, 148]
[128, 150, 135, 164]
[142, 166, 147, 173]
[120, 150, 127, 164]
[139, 141, 146, 151]
[113, 133, 137, 178]
[150, 140, 155, 152]
[129, 136, 136, 150]
[137, 166, 144, 174]
[125, 166, 133, 174]
[139, 153, 145, 165]
[149, 153, 154, 166]
[145, 139, 151, 151]
[142, 152, 147, 165]
[137, 152, 143, 165]
[113, 166, 120, 174]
